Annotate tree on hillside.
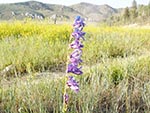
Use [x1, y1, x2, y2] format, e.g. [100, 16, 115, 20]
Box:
[130, 9, 138, 19]
[148, 1, 150, 17]
[131, 0, 138, 19]
[132, 0, 137, 9]
[123, 7, 130, 22]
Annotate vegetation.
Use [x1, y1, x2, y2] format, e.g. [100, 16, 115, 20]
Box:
[0, 21, 150, 113]
[107, 0, 150, 25]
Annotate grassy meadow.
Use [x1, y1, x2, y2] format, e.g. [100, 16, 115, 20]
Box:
[0, 21, 150, 113]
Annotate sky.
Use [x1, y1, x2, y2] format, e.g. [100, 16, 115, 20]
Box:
[0, 0, 149, 8]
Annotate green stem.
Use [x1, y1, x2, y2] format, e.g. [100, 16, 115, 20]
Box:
[62, 36, 72, 113]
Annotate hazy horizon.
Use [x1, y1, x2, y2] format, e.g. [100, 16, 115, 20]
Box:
[0, 0, 149, 8]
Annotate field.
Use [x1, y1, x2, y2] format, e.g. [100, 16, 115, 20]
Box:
[0, 21, 150, 113]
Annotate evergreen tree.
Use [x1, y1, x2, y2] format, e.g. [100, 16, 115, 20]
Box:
[131, 0, 138, 19]
[131, 9, 138, 19]
[148, 1, 150, 16]
[123, 7, 130, 21]
[132, 0, 137, 9]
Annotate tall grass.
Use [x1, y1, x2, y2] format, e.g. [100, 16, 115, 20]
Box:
[1, 56, 150, 112]
[0, 21, 150, 112]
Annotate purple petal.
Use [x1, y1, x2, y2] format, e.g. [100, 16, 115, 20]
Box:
[72, 29, 85, 40]
[75, 16, 81, 22]
[70, 40, 83, 49]
[67, 64, 83, 75]
[70, 57, 82, 65]
[64, 94, 69, 104]
[70, 49, 82, 60]
[73, 16, 85, 29]
[67, 76, 79, 93]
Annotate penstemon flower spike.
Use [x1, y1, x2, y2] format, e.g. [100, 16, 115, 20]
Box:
[62, 16, 86, 113]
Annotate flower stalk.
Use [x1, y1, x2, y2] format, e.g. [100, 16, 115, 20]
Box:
[62, 16, 85, 112]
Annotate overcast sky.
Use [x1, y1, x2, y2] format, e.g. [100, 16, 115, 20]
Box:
[0, 0, 149, 8]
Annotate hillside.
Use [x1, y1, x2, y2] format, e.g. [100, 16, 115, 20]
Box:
[0, 1, 118, 21]
[71, 2, 118, 21]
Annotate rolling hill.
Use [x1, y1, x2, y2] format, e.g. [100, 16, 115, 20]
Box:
[71, 2, 118, 21]
[0, 1, 118, 21]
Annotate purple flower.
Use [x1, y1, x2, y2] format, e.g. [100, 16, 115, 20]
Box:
[67, 63, 83, 75]
[73, 23, 84, 31]
[74, 16, 81, 22]
[70, 39, 83, 49]
[72, 29, 85, 40]
[67, 76, 79, 93]
[64, 94, 69, 104]
[73, 16, 85, 29]
[63, 16, 85, 110]
[70, 57, 82, 66]
[70, 49, 82, 60]
[70, 49, 82, 66]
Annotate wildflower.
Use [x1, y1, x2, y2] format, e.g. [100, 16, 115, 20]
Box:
[70, 57, 82, 66]
[73, 16, 85, 29]
[67, 76, 79, 93]
[72, 29, 85, 40]
[64, 94, 69, 104]
[62, 16, 85, 112]
[67, 64, 83, 75]
[70, 49, 82, 60]
[67, 16, 85, 84]
[70, 39, 83, 49]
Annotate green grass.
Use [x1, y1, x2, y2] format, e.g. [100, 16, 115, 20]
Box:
[1, 56, 150, 113]
[0, 37, 68, 75]
[0, 22, 150, 113]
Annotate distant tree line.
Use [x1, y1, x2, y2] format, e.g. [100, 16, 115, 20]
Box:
[105, 0, 150, 25]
